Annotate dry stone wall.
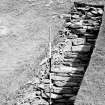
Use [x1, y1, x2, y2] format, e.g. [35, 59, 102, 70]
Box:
[49, 2, 104, 105]
[10, 2, 104, 105]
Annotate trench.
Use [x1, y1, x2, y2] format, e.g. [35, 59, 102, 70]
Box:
[47, 2, 104, 105]
[11, 2, 104, 105]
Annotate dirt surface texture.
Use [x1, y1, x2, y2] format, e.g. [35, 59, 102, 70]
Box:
[0, 0, 73, 104]
[0, 0, 105, 105]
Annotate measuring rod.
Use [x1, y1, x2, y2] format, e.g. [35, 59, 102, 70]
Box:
[49, 26, 52, 105]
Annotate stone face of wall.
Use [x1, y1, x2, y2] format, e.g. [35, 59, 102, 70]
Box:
[75, 6, 105, 105]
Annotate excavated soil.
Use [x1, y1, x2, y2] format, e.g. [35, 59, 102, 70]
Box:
[0, 0, 105, 105]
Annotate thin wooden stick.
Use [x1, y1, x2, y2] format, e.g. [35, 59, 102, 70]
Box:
[49, 26, 52, 105]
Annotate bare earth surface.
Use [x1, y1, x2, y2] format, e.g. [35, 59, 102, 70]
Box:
[0, 0, 105, 105]
[0, 0, 67, 104]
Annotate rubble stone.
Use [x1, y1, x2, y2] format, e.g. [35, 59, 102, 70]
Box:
[71, 14, 80, 19]
[72, 38, 86, 45]
[51, 65, 84, 73]
[72, 45, 91, 52]
[97, 8, 103, 14]
[45, 93, 63, 99]
[54, 81, 80, 87]
[53, 87, 73, 94]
